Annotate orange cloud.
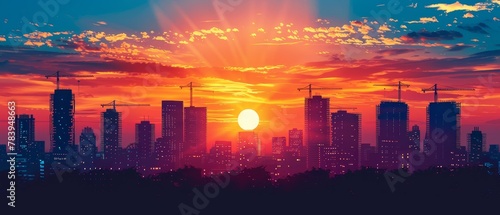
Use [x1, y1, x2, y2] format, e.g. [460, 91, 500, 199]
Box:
[425, 1, 490, 13]
[463, 12, 474, 18]
[407, 16, 439, 24]
[104, 33, 129, 42]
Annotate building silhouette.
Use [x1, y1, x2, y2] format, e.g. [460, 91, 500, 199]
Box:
[50, 89, 76, 162]
[15, 114, 35, 181]
[101, 108, 122, 167]
[330, 110, 360, 175]
[162, 101, 183, 168]
[376, 101, 409, 170]
[468, 127, 485, 165]
[408, 124, 420, 151]
[424, 102, 461, 167]
[288, 128, 304, 157]
[238, 131, 260, 168]
[209, 141, 232, 172]
[272, 137, 286, 158]
[154, 137, 171, 171]
[451, 146, 468, 167]
[79, 127, 97, 169]
[360, 143, 376, 168]
[183, 106, 207, 167]
[136, 120, 155, 170]
[305, 95, 330, 169]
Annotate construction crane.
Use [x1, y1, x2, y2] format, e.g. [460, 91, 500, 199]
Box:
[45, 71, 94, 90]
[297, 84, 342, 98]
[100, 100, 150, 111]
[421, 84, 475, 103]
[374, 81, 410, 102]
[180, 82, 224, 107]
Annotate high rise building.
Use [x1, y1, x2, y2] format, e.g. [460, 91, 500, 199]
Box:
[162, 101, 183, 167]
[360, 143, 377, 168]
[305, 95, 330, 169]
[101, 108, 122, 166]
[330, 110, 361, 175]
[136, 120, 155, 169]
[468, 127, 485, 165]
[50, 89, 76, 162]
[376, 101, 409, 170]
[408, 125, 420, 151]
[238, 131, 260, 168]
[209, 141, 232, 172]
[183, 106, 207, 167]
[424, 102, 461, 167]
[288, 128, 304, 157]
[15, 114, 35, 181]
[33, 141, 45, 180]
[272, 137, 286, 158]
[79, 127, 97, 169]
[154, 137, 171, 171]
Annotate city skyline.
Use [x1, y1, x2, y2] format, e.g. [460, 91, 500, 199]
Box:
[1, 0, 500, 153]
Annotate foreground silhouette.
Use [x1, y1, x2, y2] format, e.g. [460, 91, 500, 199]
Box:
[2, 166, 499, 214]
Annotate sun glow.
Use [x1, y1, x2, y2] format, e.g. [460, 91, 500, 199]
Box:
[237, 109, 260, 131]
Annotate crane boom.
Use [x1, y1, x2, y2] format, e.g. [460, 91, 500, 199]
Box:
[100, 100, 150, 110]
[45, 71, 94, 90]
[374, 81, 410, 102]
[422, 84, 475, 102]
[180, 82, 224, 107]
[297, 84, 342, 98]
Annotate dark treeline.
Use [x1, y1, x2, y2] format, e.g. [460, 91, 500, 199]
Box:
[2, 167, 500, 214]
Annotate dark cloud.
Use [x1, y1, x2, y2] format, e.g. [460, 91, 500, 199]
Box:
[376, 49, 419, 55]
[401, 30, 463, 43]
[458, 23, 489, 34]
[448, 44, 473, 52]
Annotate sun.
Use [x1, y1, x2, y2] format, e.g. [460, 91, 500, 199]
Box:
[237, 109, 260, 131]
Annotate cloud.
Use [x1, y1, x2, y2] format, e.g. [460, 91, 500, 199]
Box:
[376, 49, 419, 55]
[0, 37, 5, 42]
[94, 21, 107, 26]
[401, 30, 463, 43]
[407, 16, 439, 24]
[493, 0, 500, 5]
[104, 33, 129, 42]
[377, 24, 391, 33]
[458, 23, 489, 34]
[494, 17, 499, 22]
[448, 44, 473, 51]
[463, 12, 474, 18]
[425, 1, 490, 13]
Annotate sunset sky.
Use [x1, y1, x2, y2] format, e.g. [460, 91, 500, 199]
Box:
[1, 0, 499, 154]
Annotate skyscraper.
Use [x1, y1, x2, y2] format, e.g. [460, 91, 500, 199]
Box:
[330, 110, 361, 175]
[50, 89, 76, 162]
[468, 127, 485, 165]
[238, 131, 259, 168]
[136, 120, 155, 169]
[79, 127, 97, 169]
[184, 107, 207, 153]
[288, 128, 304, 157]
[272, 137, 286, 158]
[209, 141, 232, 172]
[15, 114, 35, 181]
[305, 95, 330, 169]
[101, 108, 122, 166]
[360, 143, 377, 168]
[162, 101, 183, 167]
[376, 101, 409, 170]
[153, 137, 169, 170]
[425, 101, 460, 166]
[408, 125, 420, 151]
